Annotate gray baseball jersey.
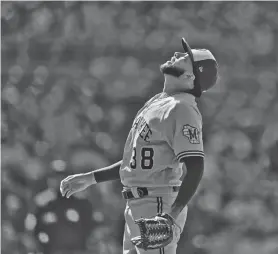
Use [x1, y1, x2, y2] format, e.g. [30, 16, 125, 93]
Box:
[120, 92, 204, 187]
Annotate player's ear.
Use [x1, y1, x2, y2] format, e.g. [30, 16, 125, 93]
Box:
[180, 72, 195, 88]
[180, 72, 195, 81]
[186, 73, 195, 81]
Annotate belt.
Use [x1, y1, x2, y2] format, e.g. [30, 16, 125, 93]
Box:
[122, 186, 180, 200]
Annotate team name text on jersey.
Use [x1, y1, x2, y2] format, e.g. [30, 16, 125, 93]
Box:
[132, 116, 153, 143]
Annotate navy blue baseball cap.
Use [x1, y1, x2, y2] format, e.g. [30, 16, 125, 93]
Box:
[181, 38, 218, 97]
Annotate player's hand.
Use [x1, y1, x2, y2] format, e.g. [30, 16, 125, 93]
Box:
[60, 173, 94, 198]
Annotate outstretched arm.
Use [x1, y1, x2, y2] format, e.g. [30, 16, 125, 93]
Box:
[169, 156, 204, 219]
[60, 160, 122, 198]
[92, 160, 122, 183]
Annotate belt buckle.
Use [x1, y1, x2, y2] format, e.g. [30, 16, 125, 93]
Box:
[137, 187, 145, 198]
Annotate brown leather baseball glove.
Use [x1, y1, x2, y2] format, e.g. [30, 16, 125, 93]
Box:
[131, 213, 181, 250]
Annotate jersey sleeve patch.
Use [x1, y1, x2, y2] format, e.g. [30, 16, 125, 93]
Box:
[182, 124, 200, 144]
[177, 150, 204, 161]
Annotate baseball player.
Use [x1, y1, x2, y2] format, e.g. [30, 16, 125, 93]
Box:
[60, 38, 218, 254]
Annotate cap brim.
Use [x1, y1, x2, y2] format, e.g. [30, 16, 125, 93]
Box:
[181, 37, 194, 64]
[181, 37, 203, 97]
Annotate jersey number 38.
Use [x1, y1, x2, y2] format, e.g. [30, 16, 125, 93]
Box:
[130, 147, 154, 170]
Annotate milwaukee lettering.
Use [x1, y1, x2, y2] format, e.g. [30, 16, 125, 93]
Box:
[133, 116, 153, 142]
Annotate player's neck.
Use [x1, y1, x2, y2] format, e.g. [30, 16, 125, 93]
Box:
[163, 76, 191, 96]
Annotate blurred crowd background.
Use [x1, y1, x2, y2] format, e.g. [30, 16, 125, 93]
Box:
[1, 1, 278, 254]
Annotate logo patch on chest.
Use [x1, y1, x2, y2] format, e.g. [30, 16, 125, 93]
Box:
[182, 124, 200, 144]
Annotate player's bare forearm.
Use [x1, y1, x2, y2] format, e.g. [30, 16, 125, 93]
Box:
[90, 160, 122, 183]
[60, 160, 122, 198]
[169, 156, 204, 219]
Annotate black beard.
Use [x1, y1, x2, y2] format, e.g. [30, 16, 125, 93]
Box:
[160, 63, 185, 77]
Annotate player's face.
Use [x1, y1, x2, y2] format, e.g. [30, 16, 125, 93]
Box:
[160, 52, 193, 78]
